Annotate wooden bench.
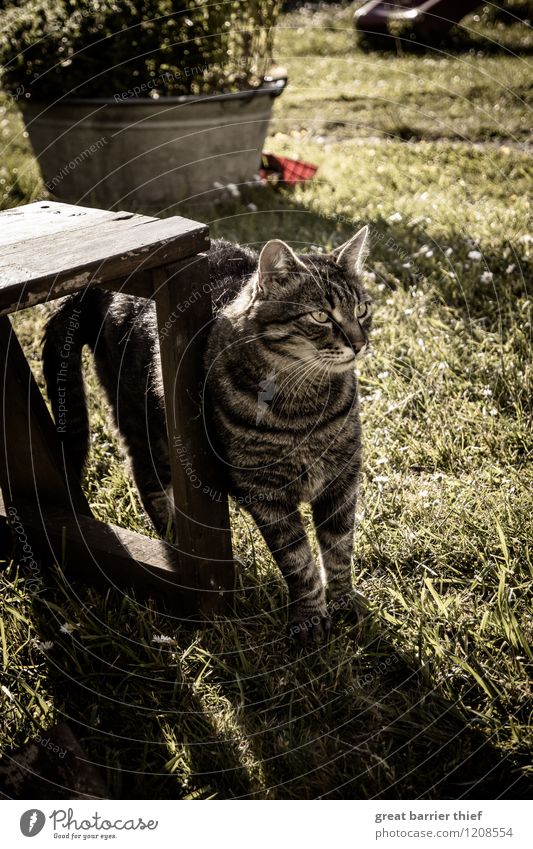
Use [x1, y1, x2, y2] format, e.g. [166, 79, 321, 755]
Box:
[0, 201, 235, 620]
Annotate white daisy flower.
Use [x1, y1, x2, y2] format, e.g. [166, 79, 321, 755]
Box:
[31, 638, 54, 652]
[226, 183, 240, 198]
[152, 634, 177, 646]
[480, 270, 493, 283]
[468, 250, 483, 261]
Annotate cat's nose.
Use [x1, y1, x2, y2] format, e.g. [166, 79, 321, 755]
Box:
[344, 329, 366, 353]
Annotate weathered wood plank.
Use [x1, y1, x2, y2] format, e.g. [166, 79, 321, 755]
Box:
[100, 270, 155, 300]
[154, 257, 235, 612]
[0, 315, 91, 515]
[0, 201, 117, 246]
[0, 492, 229, 619]
[0, 207, 209, 315]
[97, 254, 216, 301]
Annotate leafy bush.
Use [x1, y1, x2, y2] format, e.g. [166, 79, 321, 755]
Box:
[0, 0, 282, 100]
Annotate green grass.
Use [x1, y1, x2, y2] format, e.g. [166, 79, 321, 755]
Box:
[272, 4, 533, 143]
[1, 4, 532, 799]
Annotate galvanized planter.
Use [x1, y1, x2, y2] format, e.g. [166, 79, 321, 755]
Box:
[23, 79, 286, 210]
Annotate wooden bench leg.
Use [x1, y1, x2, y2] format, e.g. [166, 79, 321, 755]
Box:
[0, 315, 90, 516]
[0, 279, 234, 620]
[0, 314, 207, 618]
[0, 491, 201, 617]
[154, 256, 235, 616]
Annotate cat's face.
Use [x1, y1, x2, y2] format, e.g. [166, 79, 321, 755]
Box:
[250, 227, 372, 373]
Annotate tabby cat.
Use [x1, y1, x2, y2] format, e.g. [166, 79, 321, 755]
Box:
[43, 227, 372, 642]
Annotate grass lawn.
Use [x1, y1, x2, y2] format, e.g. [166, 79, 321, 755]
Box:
[0, 4, 532, 799]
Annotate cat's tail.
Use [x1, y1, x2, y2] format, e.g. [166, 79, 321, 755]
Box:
[42, 290, 102, 478]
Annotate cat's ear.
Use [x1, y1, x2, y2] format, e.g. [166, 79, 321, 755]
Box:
[333, 225, 369, 276]
[256, 239, 306, 295]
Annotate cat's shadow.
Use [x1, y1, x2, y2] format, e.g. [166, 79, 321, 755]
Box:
[31, 583, 529, 800]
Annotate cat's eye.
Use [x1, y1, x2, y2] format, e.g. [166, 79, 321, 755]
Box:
[355, 301, 370, 320]
[310, 311, 330, 324]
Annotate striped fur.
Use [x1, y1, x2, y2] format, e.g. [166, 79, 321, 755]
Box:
[42, 230, 372, 641]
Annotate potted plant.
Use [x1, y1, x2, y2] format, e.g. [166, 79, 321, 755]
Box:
[0, 0, 286, 209]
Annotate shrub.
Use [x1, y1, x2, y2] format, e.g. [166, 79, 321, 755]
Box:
[0, 0, 282, 100]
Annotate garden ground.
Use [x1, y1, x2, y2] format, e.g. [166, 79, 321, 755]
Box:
[0, 3, 531, 798]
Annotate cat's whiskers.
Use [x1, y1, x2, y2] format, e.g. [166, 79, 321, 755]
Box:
[277, 354, 315, 379]
[272, 352, 322, 397]
[258, 357, 314, 421]
[267, 350, 316, 383]
[277, 367, 318, 420]
[275, 366, 319, 418]
[276, 355, 325, 419]
[317, 359, 331, 397]
[276, 351, 323, 389]
[310, 361, 334, 423]
[286, 359, 329, 421]
[260, 361, 312, 420]
[293, 357, 333, 420]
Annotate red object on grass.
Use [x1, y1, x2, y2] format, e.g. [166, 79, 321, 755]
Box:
[259, 153, 318, 185]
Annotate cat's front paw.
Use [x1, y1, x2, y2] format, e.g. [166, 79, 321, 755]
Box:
[288, 610, 332, 645]
[328, 588, 368, 624]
